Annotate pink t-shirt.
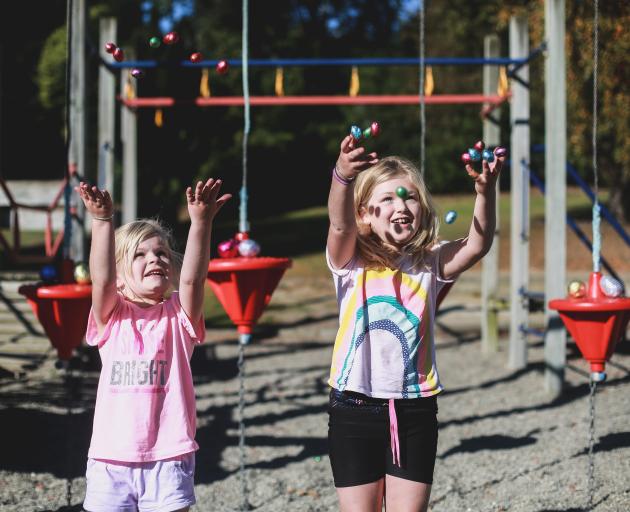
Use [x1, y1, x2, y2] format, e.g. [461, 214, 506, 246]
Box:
[85, 292, 205, 462]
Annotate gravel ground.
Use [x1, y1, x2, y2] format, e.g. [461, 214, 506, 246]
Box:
[1, 270, 630, 512]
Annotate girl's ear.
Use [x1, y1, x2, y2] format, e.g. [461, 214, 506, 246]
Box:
[358, 206, 372, 235]
[359, 205, 369, 224]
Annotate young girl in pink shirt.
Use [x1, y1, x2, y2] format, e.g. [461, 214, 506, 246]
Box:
[76, 179, 230, 512]
[327, 135, 505, 511]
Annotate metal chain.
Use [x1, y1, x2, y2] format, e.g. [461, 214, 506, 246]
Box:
[240, 0, 251, 234]
[61, 362, 75, 507]
[237, 342, 249, 511]
[592, 0, 599, 200]
[591, 0, 601, 273]
[418, 0, 426, 176]
[587, 378, 597, 510]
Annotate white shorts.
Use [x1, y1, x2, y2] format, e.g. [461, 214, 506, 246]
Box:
[83, 452, 196, 512]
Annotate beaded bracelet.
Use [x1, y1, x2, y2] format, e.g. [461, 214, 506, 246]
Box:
[332, 166, 355, 186]
[92, 214, 114, 221]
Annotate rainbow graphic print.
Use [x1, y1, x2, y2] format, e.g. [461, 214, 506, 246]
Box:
[328, 256, 445, 399]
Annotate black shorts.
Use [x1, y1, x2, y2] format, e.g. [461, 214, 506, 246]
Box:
[328, 388, 438, 487]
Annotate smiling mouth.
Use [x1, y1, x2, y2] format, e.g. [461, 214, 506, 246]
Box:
[391, 218, 411, 225]
[145, 271, 166, 277]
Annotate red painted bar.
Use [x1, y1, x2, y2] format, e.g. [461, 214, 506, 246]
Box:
[121, 94, 507, 108]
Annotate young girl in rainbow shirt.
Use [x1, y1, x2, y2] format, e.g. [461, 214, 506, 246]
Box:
[76, 179, 230, 512]
[327, 135, 505, 511]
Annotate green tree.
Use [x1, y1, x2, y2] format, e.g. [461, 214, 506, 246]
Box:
[500, 1, 630, 221]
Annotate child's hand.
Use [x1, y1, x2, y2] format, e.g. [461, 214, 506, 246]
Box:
[186, 178, 231, 224]
[75, 182, 113, 219]
[464, 147, 506, 196]
[335, 135, 379, 180]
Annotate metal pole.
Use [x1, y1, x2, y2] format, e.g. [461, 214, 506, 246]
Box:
[481, 34, 501, 353]
[544, 0, 567, 395]
[508, 16, 530, 369]
[98, 18, 116, 197]
[121, 65, 137, 224]
[68, 0, 86, 262]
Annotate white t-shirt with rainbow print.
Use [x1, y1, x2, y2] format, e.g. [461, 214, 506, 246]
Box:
[327, 244, 453, 399]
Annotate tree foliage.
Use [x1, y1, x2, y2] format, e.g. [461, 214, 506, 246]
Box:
[499, 0, 630, 220]
[5, 0, 628, 227]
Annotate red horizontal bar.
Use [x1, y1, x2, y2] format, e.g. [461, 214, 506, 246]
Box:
[120, 94, 507, 108]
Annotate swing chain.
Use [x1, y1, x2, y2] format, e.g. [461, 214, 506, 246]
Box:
[237, 342, 249, 511]
[65, 367, 73, 507]
[587, 378, 597, 510]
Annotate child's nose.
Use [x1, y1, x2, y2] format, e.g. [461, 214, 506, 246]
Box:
[395, 197, 409, 210]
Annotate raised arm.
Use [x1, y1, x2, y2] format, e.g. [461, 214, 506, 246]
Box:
[440, 147, 505, 280]
[327, 135, 378, 269]
[75, 182, 118, 333]
[179, 178, 231, 324]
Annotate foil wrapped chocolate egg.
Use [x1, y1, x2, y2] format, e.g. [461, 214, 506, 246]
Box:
[163, 31, 180, 45]
[474, 140, 485, 151]
[468, 148, 481, 162]
[350, 125, 362, 141]
[370, 121, 380, 137]
[567, 280, 586, 298]
[215, 59, 229, 74]
[395, 186, 408, 199]
[40, 264, 58, 283]
[74, 262, 91, 284]
[238, 239, 261, 257]
[113, 47, 124, 62]
[482, 149, 495, 163]
[445, 210, 458, 224]
[600, 275, 623, 298]
[217, 239, 239, 258]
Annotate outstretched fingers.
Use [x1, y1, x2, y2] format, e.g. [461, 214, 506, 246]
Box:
[465, 164, 480, 180]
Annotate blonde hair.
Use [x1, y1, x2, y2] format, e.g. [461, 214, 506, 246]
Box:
[114, 219, 182, 293]
[354, 156, 439, 269]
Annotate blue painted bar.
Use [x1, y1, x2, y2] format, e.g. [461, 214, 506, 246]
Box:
[528, 165, 625, 289]
[108, 56, 527, 69]
[532, 145, 630, 248]
[566, 162, 630, 247]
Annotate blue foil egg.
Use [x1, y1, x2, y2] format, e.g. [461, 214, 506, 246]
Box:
[40, 264, 58, 283]
[445, 210, 458, 224]
[468, 148, 481, 162]
[350, 125, 362, 140]
[482, 149, 495, 162]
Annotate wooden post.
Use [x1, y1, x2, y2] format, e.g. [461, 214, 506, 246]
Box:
[120, 64, 137, 224]
[544, 0, 567, 395]
[481, 35, 501, 353]
[68, 0, 86, 262]
[508, 16, 531, 369]
[98, 18, 116, 198]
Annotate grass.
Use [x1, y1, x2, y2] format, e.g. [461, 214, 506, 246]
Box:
[204, 186, 611, 321]
[2, 187, 621, 323]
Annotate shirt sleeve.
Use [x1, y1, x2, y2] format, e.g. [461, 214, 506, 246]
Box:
[171, 292, 206, 344]
[430, 242, 458, 288]
[326, 246, 357, 277]
[85, 294, 124, 348]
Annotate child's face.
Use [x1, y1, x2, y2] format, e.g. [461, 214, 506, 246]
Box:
[122, 236, 172, 303]
[361, 177, 422, 248]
